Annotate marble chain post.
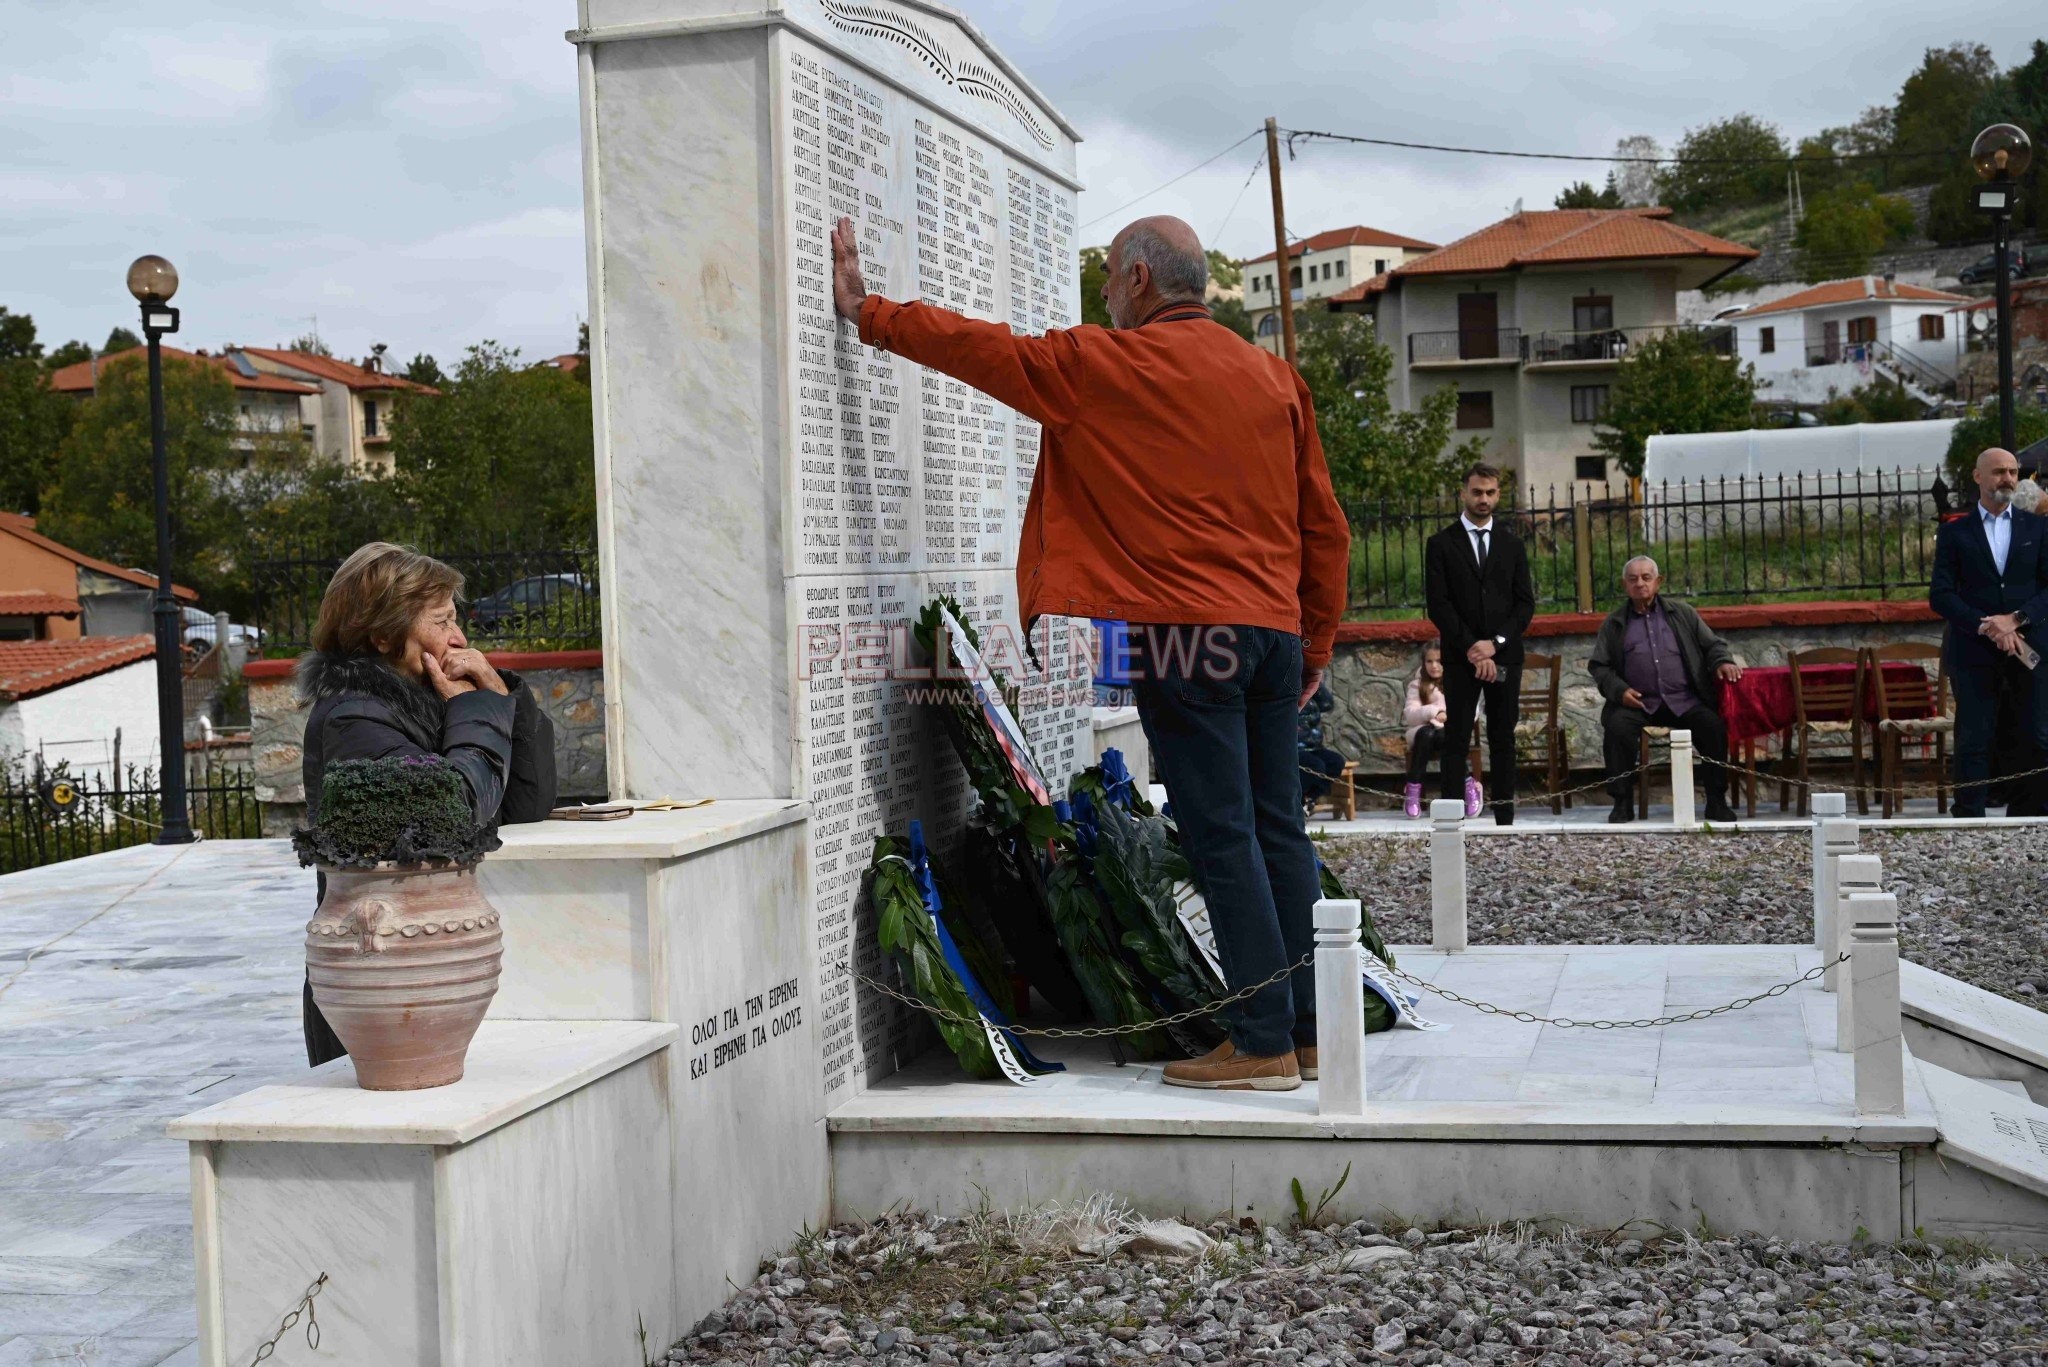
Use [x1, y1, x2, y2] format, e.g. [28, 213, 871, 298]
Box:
[1817, 812, 1858, 994]
[1809, 792, 1847, 964]
[1669, 730, 1696, 829]
[1313, 899, 1368, 1117]
[1429, 799, 1467, 953]
[1848, 889, 1905, 1116]
[1833, 854, 1883, 1054]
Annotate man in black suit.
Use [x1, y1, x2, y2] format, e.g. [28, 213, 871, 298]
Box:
[1425, 464, 1536, 825]
[1929, 446, 2048, 817]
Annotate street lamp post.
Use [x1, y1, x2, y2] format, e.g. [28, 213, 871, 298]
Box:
[126, 254, 194, 845]
[1970, 123, 2034, 454]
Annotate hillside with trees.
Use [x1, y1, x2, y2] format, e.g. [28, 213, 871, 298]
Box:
[1555, 39, 2047, 283]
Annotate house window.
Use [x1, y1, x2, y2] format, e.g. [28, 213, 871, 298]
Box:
[1919, 314, 1945, 341]
[1455, 391, 1494, 430]
[1374, 258, 1387, 275]
[1570, 385, 1610, 423]
[1335, 260, 1345, 277]
[1289, 266, 1302, 289]
[1847, 316, 1877, 345]
[1760, 327, 1775, 354]
[363, 400, 380, 437]
[1573, 295, 1615, 333]
[1257, 314, 1279, 337]
[1576, 456, 1608, 482]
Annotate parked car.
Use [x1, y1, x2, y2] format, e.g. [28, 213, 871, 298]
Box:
[466, 574, 595, 632]
[1957, 246, 2034, 285]
[181, 606, 262, 651]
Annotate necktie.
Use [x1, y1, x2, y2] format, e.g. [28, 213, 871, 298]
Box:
[1475, 528, 1489, 571]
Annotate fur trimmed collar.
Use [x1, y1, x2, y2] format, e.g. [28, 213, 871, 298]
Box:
[296, 651, 445, 742]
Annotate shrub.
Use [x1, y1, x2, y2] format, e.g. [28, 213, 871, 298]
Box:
[293, 755, 499, 867]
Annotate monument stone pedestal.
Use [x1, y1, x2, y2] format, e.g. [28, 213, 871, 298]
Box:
[174, 3, 1093, 1360]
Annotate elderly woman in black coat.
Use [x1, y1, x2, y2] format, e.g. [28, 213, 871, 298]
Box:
[298, 541, 557, 1065]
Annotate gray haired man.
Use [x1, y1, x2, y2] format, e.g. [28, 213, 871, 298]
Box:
[1587, 556, 1744, 824]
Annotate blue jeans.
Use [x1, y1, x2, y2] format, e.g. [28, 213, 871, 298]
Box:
[1949, 645, 2048, 816]
[1130, 624, 1319, 1057]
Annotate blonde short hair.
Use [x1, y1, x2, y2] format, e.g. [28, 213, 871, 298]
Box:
[311, 542, 464, 657]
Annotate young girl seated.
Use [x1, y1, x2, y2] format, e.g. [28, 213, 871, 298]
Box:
[1402, 644, 1451, 818]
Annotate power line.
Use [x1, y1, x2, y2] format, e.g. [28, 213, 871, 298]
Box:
[1281, 127, 1953, 169]
[1079, 129, 1261, 231]
[1209, 149, 1267, 247]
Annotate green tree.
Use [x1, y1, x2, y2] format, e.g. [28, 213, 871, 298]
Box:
[289, 332, 334, 357]
[1204, 249, 1242, 293]
[1794, 181, 1916, 278]
[1293, 311, 1483, 502]
[0, 309, 75, 516]
[1815, 379, 1929, 425]
[1078, 245, 1109, 327]
[1555, 178, 1623, 209]
[1894, 43, 1999, 169]
[389, 342, 595, 547]
[40, 354, 242, 595]
[403, 352, 445, 387]
[44, 339, 91, 370]
[1660, 114, 1789, 213]
[101, 326, 141, 354]
[1592, 329, 1759, 479]
[1944, 405, 2048, 485]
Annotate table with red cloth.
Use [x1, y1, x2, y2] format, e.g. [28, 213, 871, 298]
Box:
[1716, 662, 1932, 746]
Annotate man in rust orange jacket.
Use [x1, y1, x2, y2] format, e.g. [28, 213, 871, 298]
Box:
[832, 213, 1350, 1092]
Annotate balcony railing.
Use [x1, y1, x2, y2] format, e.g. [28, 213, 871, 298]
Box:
[1523, 323, 1735, 365]
[1408, 328, 1523, 363]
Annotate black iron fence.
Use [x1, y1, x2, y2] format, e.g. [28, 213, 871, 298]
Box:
[1, 763, 263, 874]
[251, 544, 602, 655]
[1348, 469, 1945, 618]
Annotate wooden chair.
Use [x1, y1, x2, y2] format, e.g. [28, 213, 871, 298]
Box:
[1868, 643, 1950, 818]
[1466, 653, 1571, 814]
[1788, 647, 1868, 816]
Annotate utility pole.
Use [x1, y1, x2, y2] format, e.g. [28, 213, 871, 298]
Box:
[1264, 117, 1297, 367]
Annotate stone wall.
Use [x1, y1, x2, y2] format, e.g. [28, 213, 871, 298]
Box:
[248, 651, 608, 835]
[1325, 601, 1946, 778]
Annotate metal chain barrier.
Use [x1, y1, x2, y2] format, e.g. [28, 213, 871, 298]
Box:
[1302, 759, 1655, 813]
[837, 950, 1316, 1039]
[1697, 752, 2048, 801]
[844, 951, 1849, 1037]
[1380, 954, 1847, 1029]
[249, 1272, 326, 1364]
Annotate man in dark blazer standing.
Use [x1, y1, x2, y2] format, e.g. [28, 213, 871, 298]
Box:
[1929, 446, 2048, 817]
[1426, 464, 1537, 825]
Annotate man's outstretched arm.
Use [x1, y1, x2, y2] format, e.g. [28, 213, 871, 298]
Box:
[830, 216, 1084, 430]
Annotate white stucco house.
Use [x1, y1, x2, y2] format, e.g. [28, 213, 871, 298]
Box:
[0, 636, 159, 785]
[1727, 276, 1970, 406]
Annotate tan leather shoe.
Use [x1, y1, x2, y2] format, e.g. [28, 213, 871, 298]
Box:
[1161, 1041, 1300, 1092]
[1297, 1046, 1319, 1080]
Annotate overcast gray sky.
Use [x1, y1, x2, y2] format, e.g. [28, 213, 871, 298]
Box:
[4, 2, 2039, 366]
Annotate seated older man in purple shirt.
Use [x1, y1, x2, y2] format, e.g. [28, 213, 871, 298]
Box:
[1587, 556, 1744, 824]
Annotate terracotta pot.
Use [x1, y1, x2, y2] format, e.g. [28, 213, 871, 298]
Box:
[306, 863, 503, 1090]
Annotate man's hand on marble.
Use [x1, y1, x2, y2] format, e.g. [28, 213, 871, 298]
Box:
[830, 216, 867, 322]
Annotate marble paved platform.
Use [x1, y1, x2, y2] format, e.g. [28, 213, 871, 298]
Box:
[834, 944, 1938, 1144]
[0, 841, 312, 1367]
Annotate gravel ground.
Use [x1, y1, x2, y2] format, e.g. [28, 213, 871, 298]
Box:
[667, 1209, 2046, 1366]
[1321, 828, 2048, 1008]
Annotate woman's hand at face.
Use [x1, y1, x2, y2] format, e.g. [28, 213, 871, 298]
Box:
[422, 652, 475, 701]
[441, 648, 509, 696]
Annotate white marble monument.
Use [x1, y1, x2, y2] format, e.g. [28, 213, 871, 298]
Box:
[575, 0, 1092, 1105]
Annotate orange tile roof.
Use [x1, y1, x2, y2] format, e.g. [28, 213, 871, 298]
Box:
[1948, 278, 2048, 312]
[1243, 224, 1439, 265]
[0, 591, 82, 617]
[0, 512, 200, 601]
[1328, 272, 1392, 305]
[1732, 277, 1972, 319]
[237, 347, 439, 394]
[0, 635, 154, 701]
[1389, 207, 1755, 278]
[46, 347, 319, 397]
